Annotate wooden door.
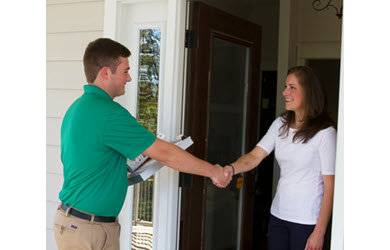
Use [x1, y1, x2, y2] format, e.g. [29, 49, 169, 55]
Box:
[180, 2, 262, 249]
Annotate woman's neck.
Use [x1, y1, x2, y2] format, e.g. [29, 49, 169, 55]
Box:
[293, 111, 305, 129]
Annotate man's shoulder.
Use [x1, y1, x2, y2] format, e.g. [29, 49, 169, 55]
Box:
[81, 94, 125, 112]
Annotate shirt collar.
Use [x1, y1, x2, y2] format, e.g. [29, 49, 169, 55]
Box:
[83, 85, 112, 100]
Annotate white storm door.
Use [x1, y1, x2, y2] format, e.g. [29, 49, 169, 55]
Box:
[103, 0, 187, 250]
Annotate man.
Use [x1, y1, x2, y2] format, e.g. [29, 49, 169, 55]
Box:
[54, 38, 232, 249]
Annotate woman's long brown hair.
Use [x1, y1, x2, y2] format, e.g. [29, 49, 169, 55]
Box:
[279, 66, 336, 143]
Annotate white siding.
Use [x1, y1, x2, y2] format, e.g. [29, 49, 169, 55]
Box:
[46, 145, 62, 175]
[47, 2, 104, 33]
[46, 61, 86, 90]
[46, 1, 105, 249]
[46, 89, 84, 118]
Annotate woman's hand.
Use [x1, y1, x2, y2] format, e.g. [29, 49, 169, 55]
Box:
[304, 231, 324, 250]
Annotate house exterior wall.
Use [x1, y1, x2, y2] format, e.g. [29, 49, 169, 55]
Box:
[46, 1, 104, 249]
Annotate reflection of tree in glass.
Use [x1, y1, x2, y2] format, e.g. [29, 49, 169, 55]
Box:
[137, 29, 161, 135]
[134, 29, 161, 225]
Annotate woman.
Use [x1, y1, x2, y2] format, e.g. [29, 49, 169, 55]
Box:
[226, 66, 336, 250]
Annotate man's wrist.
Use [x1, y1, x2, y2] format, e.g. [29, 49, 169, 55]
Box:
[210, 163, 221, 180]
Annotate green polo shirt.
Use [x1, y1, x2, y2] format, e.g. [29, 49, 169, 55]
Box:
[59, 85, 156, 217]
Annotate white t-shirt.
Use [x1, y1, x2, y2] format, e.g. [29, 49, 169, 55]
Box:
[257, 117, 336, 225]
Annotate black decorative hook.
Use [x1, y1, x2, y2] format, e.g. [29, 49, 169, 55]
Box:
[312, 0, 343, 19]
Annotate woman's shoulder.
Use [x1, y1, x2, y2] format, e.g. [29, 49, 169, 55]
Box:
[313, 125, 337, 142]
[274, 116, 285, 125]
[320, 125, 336, 135]
[268, 116, 284, 130]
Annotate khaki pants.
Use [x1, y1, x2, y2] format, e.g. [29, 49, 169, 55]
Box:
[54, 205, 121, 250]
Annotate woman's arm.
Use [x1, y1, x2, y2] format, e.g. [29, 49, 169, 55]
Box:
[226, 146, 268, 175]
[304, 174, 335, 250]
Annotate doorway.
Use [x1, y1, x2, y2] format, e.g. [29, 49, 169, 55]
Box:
[306, 59, 341, 125]
[305, 59, 341, 250]
[179, 2, 262, 249]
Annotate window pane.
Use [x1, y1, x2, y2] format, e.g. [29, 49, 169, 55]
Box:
[205, 37, 249, 250]
[137, 29, 161, 135]
[132, 28, 161, 250]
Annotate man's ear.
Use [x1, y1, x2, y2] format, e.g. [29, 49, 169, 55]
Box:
[99, 66, 109, 80]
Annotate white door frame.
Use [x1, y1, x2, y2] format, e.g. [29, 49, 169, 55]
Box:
[103, 0, 187, 249]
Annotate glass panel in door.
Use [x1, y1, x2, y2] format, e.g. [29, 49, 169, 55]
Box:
[132, 28, 161, 250]
[204, 37, 250, 250]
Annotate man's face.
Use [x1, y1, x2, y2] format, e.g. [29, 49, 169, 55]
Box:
[108, 57, 132, 98]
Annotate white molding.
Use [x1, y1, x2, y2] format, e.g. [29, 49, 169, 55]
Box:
[103, 0, 118, 39]
[160, 0, 186, 140]
[118, 186, 135, 250]
[330, 24, 344, 250]
[153, 1, 187, 249]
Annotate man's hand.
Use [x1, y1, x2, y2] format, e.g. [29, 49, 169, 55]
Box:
[223, 165, 234, 177]
[212, 164, 233, 188]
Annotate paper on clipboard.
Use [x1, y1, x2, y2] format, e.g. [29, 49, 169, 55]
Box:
[127, 136, 193, 186]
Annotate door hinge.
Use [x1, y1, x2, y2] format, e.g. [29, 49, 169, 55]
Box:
[185, 29, 198, 48]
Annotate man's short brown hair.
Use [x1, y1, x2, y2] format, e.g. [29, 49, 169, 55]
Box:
[83, 38, 131, 83]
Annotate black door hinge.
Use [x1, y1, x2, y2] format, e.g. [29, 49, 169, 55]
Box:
[185, 29, 198, 48]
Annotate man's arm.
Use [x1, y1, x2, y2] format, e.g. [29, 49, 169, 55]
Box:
[142, 138, 232, 187]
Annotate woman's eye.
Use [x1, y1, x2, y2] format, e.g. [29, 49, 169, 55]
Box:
[291, 86, 296, 90]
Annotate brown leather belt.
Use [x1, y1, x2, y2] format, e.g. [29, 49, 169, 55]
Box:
[60, 202, 116, 223]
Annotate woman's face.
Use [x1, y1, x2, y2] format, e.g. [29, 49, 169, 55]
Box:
[282, 73, 305, 117]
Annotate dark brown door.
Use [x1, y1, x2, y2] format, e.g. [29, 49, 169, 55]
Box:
[180, 2, 262, 250]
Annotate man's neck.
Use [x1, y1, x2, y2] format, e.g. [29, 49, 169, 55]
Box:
[89, 82, 114, 99]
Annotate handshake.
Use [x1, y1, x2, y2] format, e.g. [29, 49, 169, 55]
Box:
[211, 164, 235, 188]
